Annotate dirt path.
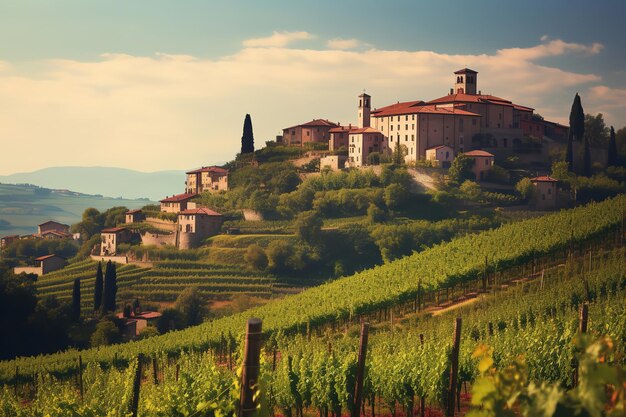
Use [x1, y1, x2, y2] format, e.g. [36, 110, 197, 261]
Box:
[429, 294, 483, 316]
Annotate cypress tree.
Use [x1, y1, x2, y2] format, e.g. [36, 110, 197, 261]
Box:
[71, 278, 81, 322]
[608, 126, 619, 167]
[102, 261, 118, 313]
[94, 262, 103, 311]
[569, 93, 585, 142]
[241, 114, 255, 154]
[583, 134, 592, 177]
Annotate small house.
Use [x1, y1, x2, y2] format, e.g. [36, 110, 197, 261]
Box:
[320, 155, 347, 171]
[160, 193, 197, 213]
[178, 207, 224, 249]
[38, 221, 70, 236]
[100, 227, 134, 256]
[0, 235, 19, 250]
[425, 145, 455, 168]
[14, 254, 67, 276]
[530, 176, 558, 210]
[117, 310, 162, 338]
[464, 150, 495, 181]
[125, 209, 145, 224]
[185, 166, 229, 194]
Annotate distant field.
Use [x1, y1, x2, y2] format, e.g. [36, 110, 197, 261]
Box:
[0, 183, 152, 236]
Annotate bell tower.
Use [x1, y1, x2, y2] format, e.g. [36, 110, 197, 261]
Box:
[358, 93, 371, 128]
[453, 68, 478, 95]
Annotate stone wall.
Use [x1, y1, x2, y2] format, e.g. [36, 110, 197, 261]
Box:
[141, 231, 177, 247]
[145, 217, 177, 232]
[90, 255, 129, 264]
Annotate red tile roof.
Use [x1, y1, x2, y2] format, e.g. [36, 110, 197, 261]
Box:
[137, 311, 162, 319]
[531, 176, 559, 182]
[284, 119, 339, 130]
[349, 127, 382, 134]
[126, 209, 142, 214]
[426, 145, 453, 151]
[186, 166, 229, 175]
[513, 104, 534, 112]
[35, 254, 65, 261]
[101, 227, 128, 233]
[454, 68, 478, 74]
[179, 207, 223, 216]
[464, 150, 494, 157]
[38, 220, 69, 228]
[428, 93, 513, 106]
[160, 193, 197, 203]
[41, 230, 72, 237]
[371, 101, 480, 117]
[329, 125, 353, 133]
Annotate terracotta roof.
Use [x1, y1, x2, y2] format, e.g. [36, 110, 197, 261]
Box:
[372, 101, 481, 117]
[513, 104, 534, 112]
[35, 254, 65, 261]
[41, 230, 72, 237]
[137, 311, 162, 319]
[428, 93, 513, 106]
[185, 166, 229, 175]
[101, 227, 127, 233]
[349, 127, 382, 134]
[2, 235, 20, 239]
[179, 207, 222, 216]
[531, 176, 559, 182]
[38, 220, 69, 228]
[426, 145, 453, 151]
[464, 150, 495, 157]
[454, 68, 478, 74]
[160, 193, 197, 203]
[329, 125, 353, 133]
[284, 119, 339, 130]
[126, 209, 142, 214]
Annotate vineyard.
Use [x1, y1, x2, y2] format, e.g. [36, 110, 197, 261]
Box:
[1, 196, 623, 382]
[1, 234, 624, 416]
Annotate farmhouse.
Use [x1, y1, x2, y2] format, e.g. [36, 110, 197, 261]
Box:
[100, 227, 134, 256]
[425, 145, 455, 168]
[125, 209, 145, 224]
[38, 221, 70, 236]
[160, 193, 197, 213]
[185, 166, 229, 194]
[347, 127, 387, 167]
[178, 207, 224, 249]
[14, 254, 67, 276]
[281, 119, 339, 146]
[530, 176, 559, 210]
[464, 150, 495, 181]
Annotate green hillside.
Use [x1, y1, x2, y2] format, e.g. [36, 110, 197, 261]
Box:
[0, 183, 152, 236]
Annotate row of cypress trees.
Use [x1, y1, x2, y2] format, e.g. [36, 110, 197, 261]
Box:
[70, 260, 118, 322]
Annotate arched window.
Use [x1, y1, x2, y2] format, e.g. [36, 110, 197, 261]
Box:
[460, 76, 464, 83]
[457, 76, 461, 83]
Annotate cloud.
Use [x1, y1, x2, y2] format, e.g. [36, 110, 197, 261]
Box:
[0, 37, 617, 175]
[242, 31, 314, 48]
[327, 38, 362, 50]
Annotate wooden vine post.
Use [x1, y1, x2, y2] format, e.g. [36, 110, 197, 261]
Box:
[152, 357, 159, 385]
[573, 303, 589, 387]
[78, 355, 84, 401]
[446, 318, 462, 417]
[352, 322, 370, 417]
[239, 318, 263, 417]
[130, 354, 143, 417]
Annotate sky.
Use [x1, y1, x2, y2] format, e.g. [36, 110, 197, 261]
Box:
[1, 0, 625, 174]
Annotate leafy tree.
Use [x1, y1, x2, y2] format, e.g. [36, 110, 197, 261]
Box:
[102, 261, 117, 313]
[266, 240, 295, 273]
[584, 113, 609, 146]
[156, 308, 185, 333]
[94, 262, 103, 312]
[366, 203, 386, 223]
[515, 178, 534, 200]
[294, 210, 323, 245]
[449, 153, 475, 183]
[384, 183, 409, 209]
[241, 113, 255, 154]
[244, 244, 268, 271]
[71, 278, 81, 322]
[175, 287, 207, 327]
[366, 152, 381, 165]
[392, 144, 407, 165]
[583, 134, 592, 177]
[608, 126, 619, 167]
[90, 319, 121, 347]
[460, 180, 482, 200]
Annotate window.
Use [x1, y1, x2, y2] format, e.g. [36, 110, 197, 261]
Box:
[485, 159, 489, 166]
[412, 115, 415, 120]
[391, 116, 394, 122]
[306, 131, 310, 136]
[405, 135, 408, 141]
[412, 124, 415, 129]
[411, 134, 414, 140]
[397, 125, 400, 130]
[405, 124, 408, 130]
[391, 125, 393, 131]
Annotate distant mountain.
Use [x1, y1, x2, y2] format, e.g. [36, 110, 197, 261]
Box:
[0, 167, 187, 201]
[0, 183, 155, 237]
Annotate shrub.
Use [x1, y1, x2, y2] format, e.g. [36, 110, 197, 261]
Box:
[244, 244, 268, 271]
[449, 154, 475, 183]
[90, 320, 121, 347]
[367, 203, 386, 223]
[459, 180, 482, 201]
[515, 178, 534, 200]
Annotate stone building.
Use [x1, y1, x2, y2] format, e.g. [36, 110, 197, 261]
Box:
[281, 119, 339, 146]
[100, 227, 134, 256]
[178, 207, 224, 249]
[185, 166, 229, 194]
[38, 221, 70, 236]
[530, 176, 559, 210]
[464, 150, 495, 181]
[125, 209, 145, 224]
[425, 145, 455, 168]
[14, 254, 67, 276]
[160, 193, 197, 213]
[347, 127, 386, 167]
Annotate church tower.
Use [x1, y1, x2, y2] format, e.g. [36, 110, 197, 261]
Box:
[453, 68, 478, 95]
[358, 93, 371, 128]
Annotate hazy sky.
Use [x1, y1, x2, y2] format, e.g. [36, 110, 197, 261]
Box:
[1, 0, 625, 174]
